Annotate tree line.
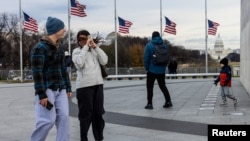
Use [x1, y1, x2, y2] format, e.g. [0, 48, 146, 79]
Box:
[1, 12, 232, 71]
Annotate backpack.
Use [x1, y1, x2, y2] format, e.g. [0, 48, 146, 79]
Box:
[152, 44, 169, 65]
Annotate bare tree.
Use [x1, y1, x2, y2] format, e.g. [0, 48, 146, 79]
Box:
[0, 12, 41, 69]
[0, 13, 19, 69]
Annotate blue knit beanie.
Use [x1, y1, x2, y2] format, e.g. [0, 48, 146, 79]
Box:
[46, 17, 65, 35]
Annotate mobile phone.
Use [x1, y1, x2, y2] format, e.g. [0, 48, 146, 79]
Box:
[46, 101, 53, 110]
[88, 35, 92, 40]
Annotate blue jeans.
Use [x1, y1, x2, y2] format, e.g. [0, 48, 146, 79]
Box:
[220, 86, 236, 102]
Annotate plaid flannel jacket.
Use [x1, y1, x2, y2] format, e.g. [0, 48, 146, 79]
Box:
[30, 38, 71, 100]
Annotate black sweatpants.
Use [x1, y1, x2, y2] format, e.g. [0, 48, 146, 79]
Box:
[76, 85, 105, 141]
[146, 71, 171, 104]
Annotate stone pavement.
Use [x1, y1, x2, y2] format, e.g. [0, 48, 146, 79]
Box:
[0, 78, 249, 141]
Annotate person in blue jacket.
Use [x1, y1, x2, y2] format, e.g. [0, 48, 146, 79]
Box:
[143, 31, 172, 109]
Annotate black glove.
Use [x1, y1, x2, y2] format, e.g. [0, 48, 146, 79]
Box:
[213, 80, 218, 86]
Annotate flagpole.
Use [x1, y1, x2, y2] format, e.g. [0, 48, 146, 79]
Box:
[114, 0, 118, 77]
[68, 0, 71, 54]
[205, 0, 208, 73]
[19, 0, 23, 82]
[160, 0, 162, 36]
[68, 0, 72, 80]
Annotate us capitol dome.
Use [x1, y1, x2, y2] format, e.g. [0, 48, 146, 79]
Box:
[208, 34, 233, 61]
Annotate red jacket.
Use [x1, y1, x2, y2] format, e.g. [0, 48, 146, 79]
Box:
[219, 73, 231, 87]
[215, 65, 232, 87]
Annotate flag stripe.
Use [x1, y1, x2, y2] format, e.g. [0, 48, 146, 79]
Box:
[118, 17, 133, 34]
[23, 12, 38, 32]
[208, 19, 219, 35]
[70, 0, 87, 17]
[164, 17, 176, 35]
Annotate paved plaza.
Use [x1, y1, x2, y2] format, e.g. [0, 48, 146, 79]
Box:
[0, 78, 250, 141]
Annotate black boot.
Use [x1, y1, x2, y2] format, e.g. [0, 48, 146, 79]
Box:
[163, 101, 173, 108]
[145, 103, 153, 109]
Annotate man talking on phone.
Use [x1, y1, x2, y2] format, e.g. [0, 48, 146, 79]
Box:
[30, 17, 72, 141]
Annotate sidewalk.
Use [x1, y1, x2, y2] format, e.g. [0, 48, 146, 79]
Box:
[0, 78, 249, 141]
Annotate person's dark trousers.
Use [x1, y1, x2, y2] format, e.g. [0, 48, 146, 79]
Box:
[173, 70, 177, 79]
[146, 71, 171, 104]
[76, 85, 105, 141]
[169, 70, 177, 79]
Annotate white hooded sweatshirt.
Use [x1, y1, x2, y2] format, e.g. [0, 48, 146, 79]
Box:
[72, 45, 108, 89]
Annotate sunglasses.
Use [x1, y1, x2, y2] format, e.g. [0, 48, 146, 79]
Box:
[78, 37, 88, 42]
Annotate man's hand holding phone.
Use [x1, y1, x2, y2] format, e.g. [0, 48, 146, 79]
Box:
[40, 98, 53, 110]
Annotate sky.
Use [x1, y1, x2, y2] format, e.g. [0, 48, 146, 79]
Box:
[0, 0, 241, 50]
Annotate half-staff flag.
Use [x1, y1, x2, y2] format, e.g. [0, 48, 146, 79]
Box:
[118, 16, 133, 34]
[164, 17, 176, 35]
[70, 0, 87, 17]
[208, 19, 219, 35]
[23, 12, 38, 33]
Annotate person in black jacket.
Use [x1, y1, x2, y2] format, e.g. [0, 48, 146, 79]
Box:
[168, 59, 178, 79]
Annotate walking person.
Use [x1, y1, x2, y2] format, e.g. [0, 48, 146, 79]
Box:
[168, 59, 178, 79]
[143, 31, 172, 109]
[214, 58, 237, 106]
[30, 17, 72, 141]
[72, 30, 108, 141]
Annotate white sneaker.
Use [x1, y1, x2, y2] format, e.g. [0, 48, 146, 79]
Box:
[220, 101, 228, 106]
[234, 98, 238, 105]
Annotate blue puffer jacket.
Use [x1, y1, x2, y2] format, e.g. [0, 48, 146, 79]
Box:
[143, 36, 167, 74]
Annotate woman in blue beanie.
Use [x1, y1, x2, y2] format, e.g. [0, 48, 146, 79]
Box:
[30, 16, 72, 141]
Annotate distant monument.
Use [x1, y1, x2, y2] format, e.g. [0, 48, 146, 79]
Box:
[103, 32, 121, 45]
[208, 34, 233, 61]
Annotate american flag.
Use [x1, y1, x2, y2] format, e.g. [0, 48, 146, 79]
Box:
[208, 19, 219, 35]
[164, 17, 176, 35]
[118, 17, 133, 34]
[23, 12, 38, 33]
[70, 0, 87, 17]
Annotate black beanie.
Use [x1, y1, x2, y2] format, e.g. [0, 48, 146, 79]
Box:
[152, 31, 160, 38]
[220, 58, 228, 66]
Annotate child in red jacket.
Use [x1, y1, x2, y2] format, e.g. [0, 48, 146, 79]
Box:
[214, 58, 237, 106]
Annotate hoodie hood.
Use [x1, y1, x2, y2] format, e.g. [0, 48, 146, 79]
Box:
[151, 36, 163, 45]
[40, 36, 60, 48]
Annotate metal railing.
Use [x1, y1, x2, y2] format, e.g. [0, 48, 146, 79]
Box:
[1, 65, 240, 83]
[105, 73, 219, 80]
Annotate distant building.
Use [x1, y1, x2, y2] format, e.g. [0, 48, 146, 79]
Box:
[208, 34, 233, 61]
[240, 0, 250, 95]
